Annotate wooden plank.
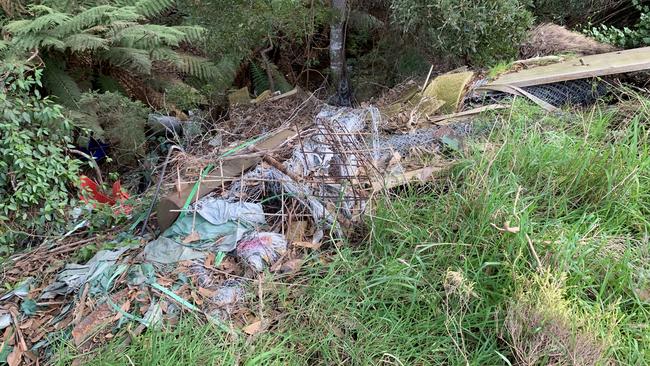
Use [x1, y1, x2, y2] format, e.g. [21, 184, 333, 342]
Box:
[484, 47, 650, 88]
[428, 104, 510, 124]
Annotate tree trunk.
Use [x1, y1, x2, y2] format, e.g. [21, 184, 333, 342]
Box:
[329, 0, 352, 106]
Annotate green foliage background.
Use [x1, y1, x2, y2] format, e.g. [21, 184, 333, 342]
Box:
[390, 0, 534, 65]
[0, 62, 79, 251]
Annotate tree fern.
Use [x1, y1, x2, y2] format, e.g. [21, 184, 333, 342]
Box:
[0, 0, 25, 18]
[149, 46, 178, 62]
[101, 47, 152, 74]
[13, 34, 65, 50]
[2, 19, 32, 34]
[171, 25, 205, 43]
[134, 0, 174, 18]
[113, 24, 185, 48]
[53, 5, 119, 37]
[177, 53, 223, 80]
[63, 33, 109, 51]
[41, 59, 82, 108]
[6, 11, 69, 34]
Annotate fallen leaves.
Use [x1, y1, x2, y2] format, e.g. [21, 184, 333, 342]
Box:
[182, 231, 201, 244]
[6, 346, 22, 366]
[491, 221, 520, 234]
[198, 287, 216, 298]
[242, 320, 264, 336]
[279, 259, 303, 274]
[72, 289, 128, 346]
[292, 241, 321, 250]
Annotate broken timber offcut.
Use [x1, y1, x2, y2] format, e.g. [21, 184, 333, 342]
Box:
[483, 47, 650, 88]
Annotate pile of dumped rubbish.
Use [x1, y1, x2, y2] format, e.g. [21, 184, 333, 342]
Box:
[2, 46, 650, 364]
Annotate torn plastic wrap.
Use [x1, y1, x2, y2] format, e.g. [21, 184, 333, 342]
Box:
[162, 198, 266, 252]
[236, 232, 288, 272]
[143, 237, 206, 264]
[40, 246, 132, 299]
[203, 279, 246, 320]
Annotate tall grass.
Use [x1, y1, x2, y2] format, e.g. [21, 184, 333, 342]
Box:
[79, 98, 650, 365]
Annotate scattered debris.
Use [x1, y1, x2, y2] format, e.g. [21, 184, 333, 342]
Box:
[236, 232, 288, 272]
[422, 71, 474, 114]
[79, 176, 131, 214]
[5, 44, 650, 364]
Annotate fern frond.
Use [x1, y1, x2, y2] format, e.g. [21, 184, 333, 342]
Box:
[250, 62, 270, 95]
[104, 20, 139, 33]
[12, 33, 65, 50]
[11, 12, 70, 34]
[3, 19, 32, 34]
[63, 33, 109, 51]
[105, 6, 141, 23]
[42, 60, 82, 108]
[27, 4, 54, 15]
[150, 46, 179, 62]
[53, 5, 116, 37]
[176, 53, 221, 80]
[171, 25, 205, 43]
[101, 47, 152, 74]
[113, 24, 184, 48]
[135, 0, 174, 18]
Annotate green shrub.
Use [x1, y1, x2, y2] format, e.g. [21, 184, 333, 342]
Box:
[0, 62, 80, 251]
[532, 0, 623, 25]
[389, 0, 533, 66]
[70, 91, 149, 166]
[586, 0, 650, 48]
[164, 83, 206, 111]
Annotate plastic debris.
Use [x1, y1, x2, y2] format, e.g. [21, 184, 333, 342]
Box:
[0, 277, 33, 301]
[0, 80, 488, 363]
[236, 232, 287, 271]
[229, 166, 342, 237]
[0, 312, 11, 330]
[79, 175, 131, 214]
[148, 113, 184, 135]
[163, 198, 265, 252]
[40, 246, 132, 299]
[143, 237, 206, 264]
[206, 279, 245, 320]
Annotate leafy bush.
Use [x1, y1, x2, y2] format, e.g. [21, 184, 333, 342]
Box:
[71, 91, 149, 165]
[164, 83, 206, 111]
[2, 0, 222, 107]
[181, 0, 330, 95]
[531, 0, 624, 26]
[586, 0, 650, 48]
[389, 0, 533, 66]
[0, 62, 79, 251]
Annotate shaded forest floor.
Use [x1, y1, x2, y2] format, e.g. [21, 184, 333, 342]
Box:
[55, 97, 650, 365]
